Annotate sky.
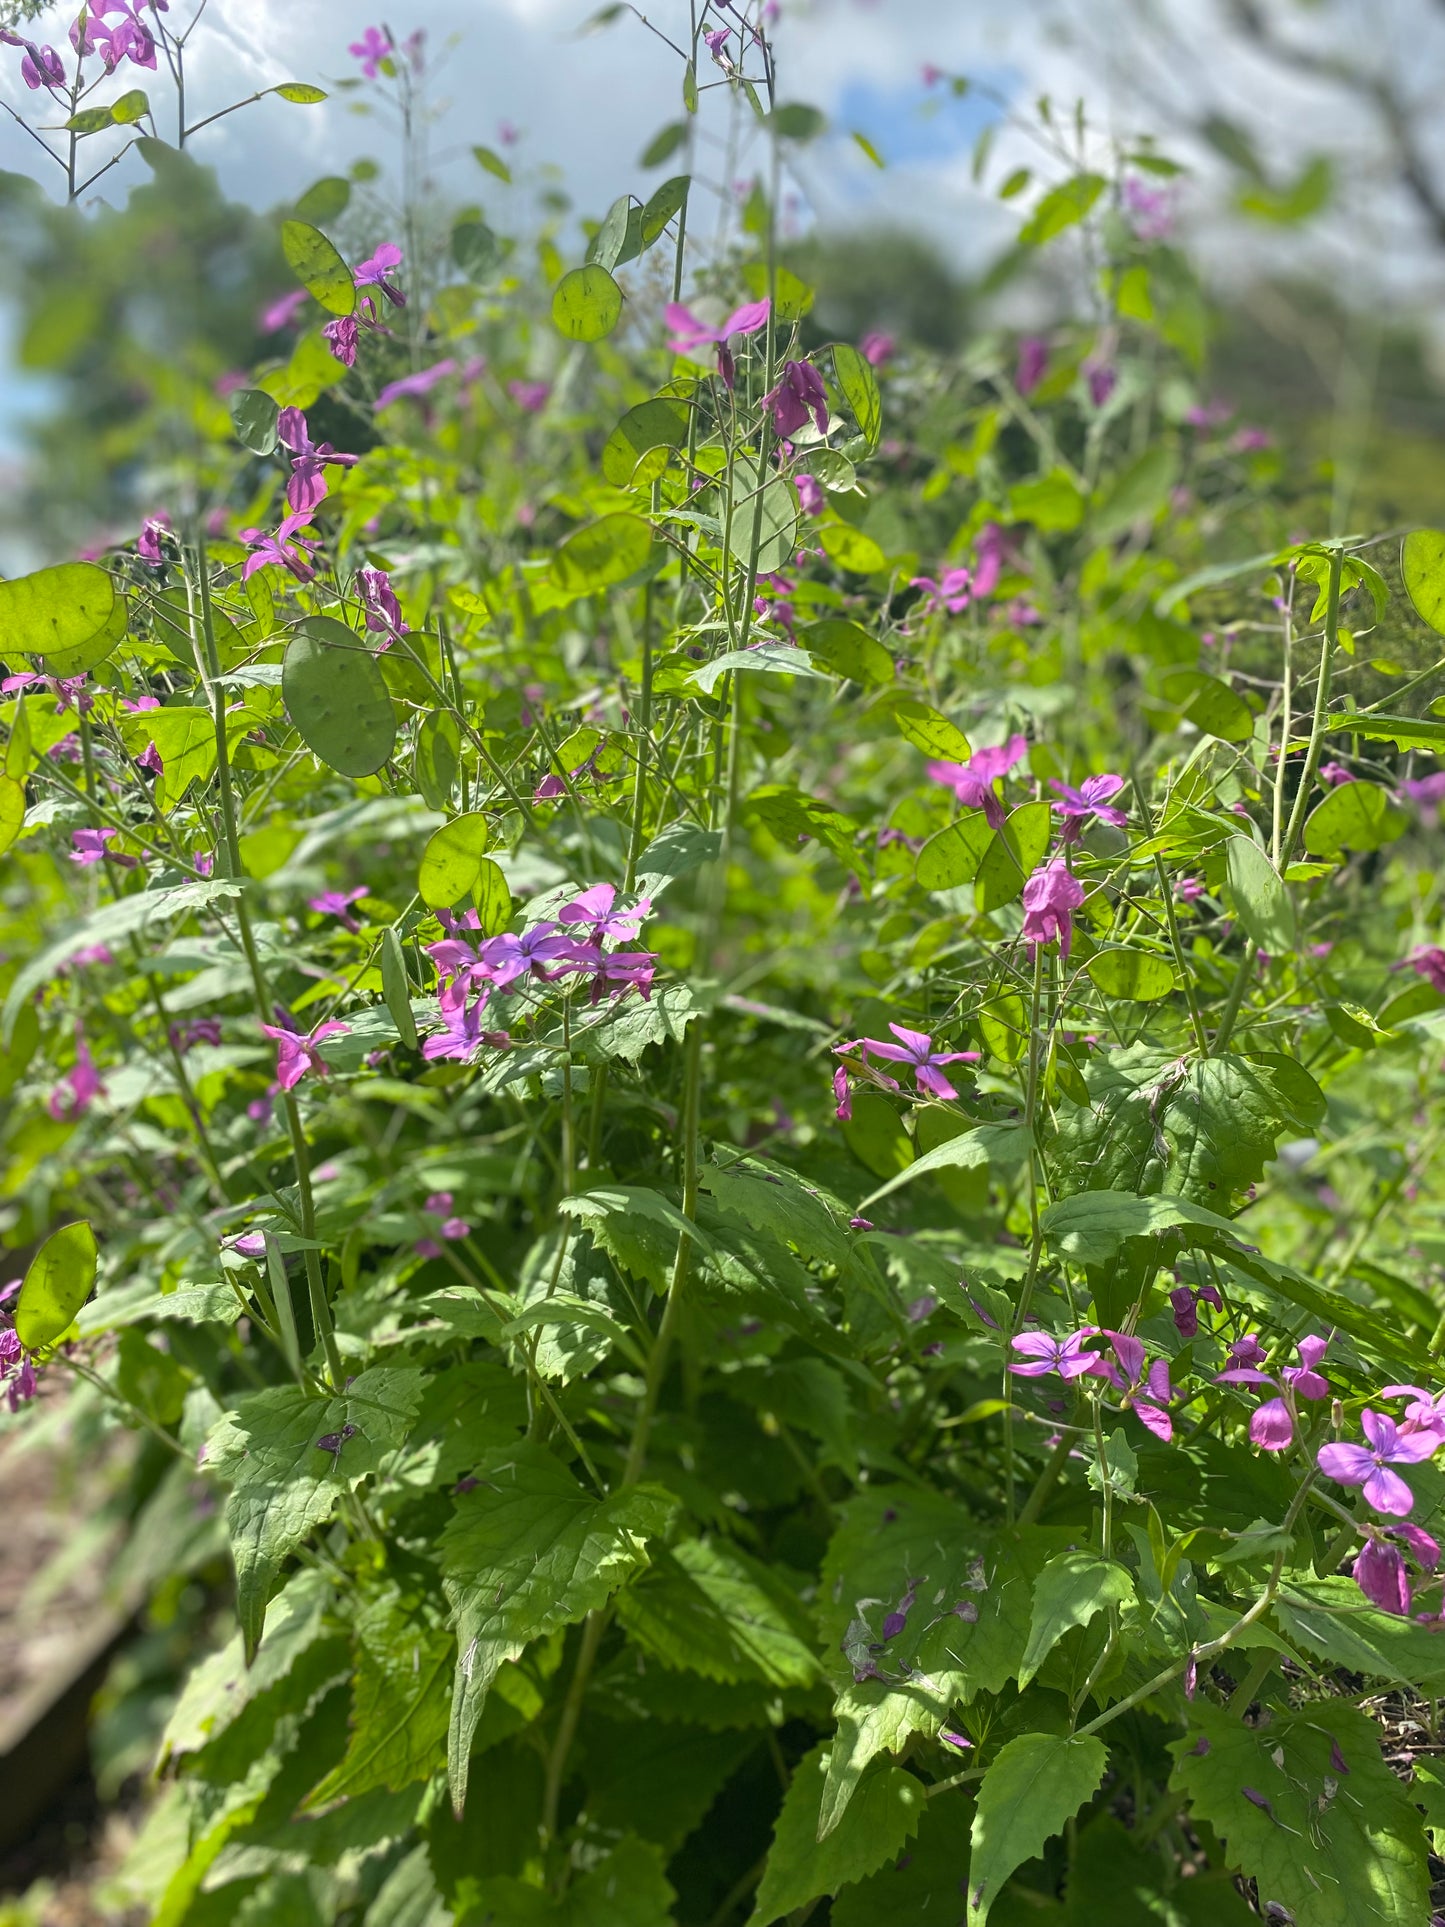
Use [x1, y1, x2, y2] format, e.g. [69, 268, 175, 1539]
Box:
[0, 0, 1440, 453]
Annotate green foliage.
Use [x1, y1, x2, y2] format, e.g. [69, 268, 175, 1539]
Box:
[5, 31, 1445, 1927]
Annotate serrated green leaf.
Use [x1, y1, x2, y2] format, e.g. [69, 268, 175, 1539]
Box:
[207, 1369, 425, 1656]
[967, 1733, 1107, 1925]
[615, 1538, 820, 1687]
[751, 1742, 923, 1926]
[439, 1442, 676, 1810]
[1169, 1699, 1430, 1927]
[1018, 1550, 1133, 1689]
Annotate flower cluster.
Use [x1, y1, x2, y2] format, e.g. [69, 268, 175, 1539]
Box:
[422, 884, 658, 1064]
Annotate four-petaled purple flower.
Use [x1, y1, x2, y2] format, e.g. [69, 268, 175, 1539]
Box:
[1009, 1327, 1107, 1381]
[557, 883, 652, 947]
[1050, 772, 1127, 831]
[48, 1028, 104, 1122]
[927, 734, 1028, 829]
[909, 568, 972, 619]
[259, 1016, 351, 1092]
[276, 406, 359, 515]
[349, 26, 393, 76]
[309, 887, 368, 932]
[354, 242, 406, 308]
[1216, 1335, 1332, 1451]
[240, 512, 320, 582]
[70, 827, 136, 869]
[1021, 860, 1085, 958]
[846, 1023, 978, 1102]
[1317, 1408, 1439, 1517]
[324, 316, 360, 367]
[73, 0, 159, 74]
[762, 360, 829, 438]
[416, 1188, 472, 1258]
[1380, 1383, 1445, 1444]
[136, 515, 170, 564]
[665, 297, 770, 389]
[1093, 1330, 1174, 1441]
[422, 980, 499, 1063]
[357, 566, 407, 642]
[1015, 336, 1049, 395]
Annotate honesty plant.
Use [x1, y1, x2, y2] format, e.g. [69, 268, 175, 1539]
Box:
[6, 6, 1445, 1926]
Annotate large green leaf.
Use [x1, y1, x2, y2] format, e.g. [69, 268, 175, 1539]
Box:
[614, 1538, 821, 1686]
[1402, 528, 1445, 636]
[1040, 1189, 1245, 1267]
[601, 397, 690, 487]
[975, 800, 1053, 912]
[458, 1836, 674, 1927]
[968, 1733, 1107, 1925]
[1225, 835, 1295, 953]
[1062, 1814, 1255, 1926]
[916, 809, 995, 891]
[418, 816, 507, 915]
[1050, 1046, 1325, 1204]
[552, 264, 623, 341]
[283, 617, 397, 776]
[280, 219, 356, 316]
[44, 582, 127, 676]
[306, 1590, 452, 1804]
[0, 560, 114, 662]
[1273, 1577, 1445, 1689]
[1303, 779, 1407, 857]
[16, 1219, 97, 1351]
[1169, 1699, 1430, 1927]
[832, 343, 882, 451]
[1018, 1551, 1134, 1689]
[439, 1443, 676, 1810]
[553, 513, 653, 592]
[580, 1717, 757, 1854]
[831, 1792, 977, 1927]
[207, 1369, 425, 1655]
[890, 698, 971, 762]
[751, 1742, 924, 1926]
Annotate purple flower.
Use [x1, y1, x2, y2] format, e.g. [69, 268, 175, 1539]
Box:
[1015, 336, 1049, 395]
[972, 523, 1008, 599]
[375, 360, 458, 410]
[354, 242, 406, 308]
[910, 569, 972, 619]
[1083, 356, 1117, 408]
[422, 981, 489, 1063]
[259, 1016, 350, 1092]
[70, 827, 136, 868]
[136, 515, 170, 564]
[1283, 1333, 1331, 1401]
[48, 1029, 104, 1121]
[2, 31, 67, 90]
[794, 473, 824, 516]
[1354, 1539, 1412, 1616]
[572, 947, 660, 1006]
[1318, 761, 1353, 787]
[1097, 1330, 1175, 1441]
[1232, 427, 1272, 453]
[324, 316, 359, 367]
[762, 360, 829, 438]
[927, 734, 1028, 829]
[1122, 175, 1173, 242]
[309, 887, 368, 932]
[1168, 1281, 1222, 1338]
[261, 288, 310, 335]
[349, 26, 392, 76]
[832, 1064, 852, 1121]
[74, 1, 157, 73]
[1184, 398, 1232, 430]
[665, 297, 770, 388]
[1411, 948, 1445, 995]
[171, 1017, 222, 1052]
[1021, 861, 1085, 958]
[276, 406, 358, 515]
[1403, 771, 1445, 808]
[846, 1023, 979, 1102]
[416, 1188, 471, 1255]
[1175, 876, 1205, 904]
[1010, 1328, 1107, 1381]
[1317, 1409, 1439, 1517]
[860, 331, 895, 367]
[357, 565, 407, 641]
[557, 883, 652, 947]
[508, 380, 551, 414]
[1380, 1384, 1445, 1444]
[1050, 772, 1127, 830]
[136, 741, 163, 776]
[0, 1326, 37, 1413]
[239, 512, 319, 582]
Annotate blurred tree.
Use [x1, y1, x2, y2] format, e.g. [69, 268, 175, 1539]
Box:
[792, 227, 969, 353]
[0, 141, 288, 552]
